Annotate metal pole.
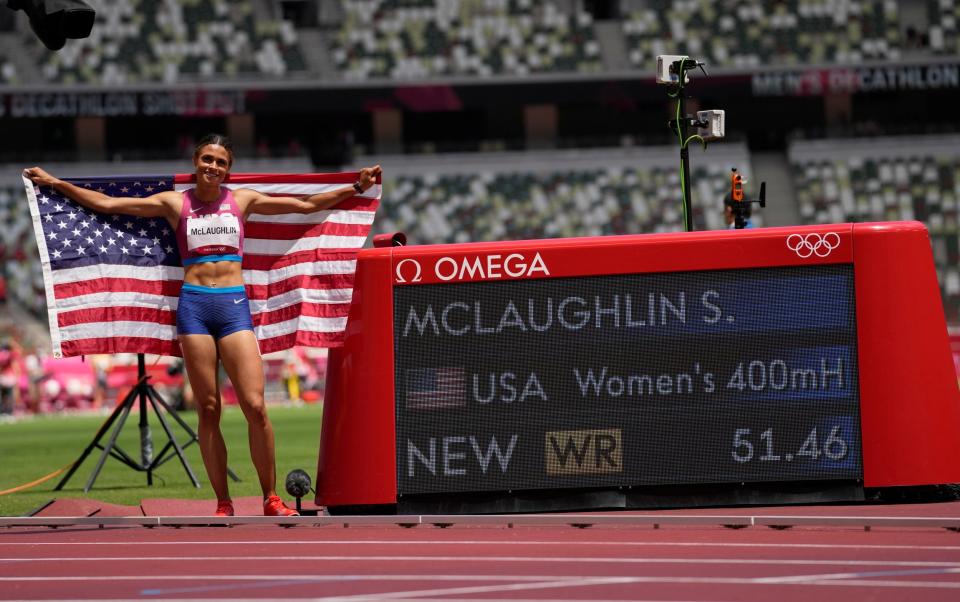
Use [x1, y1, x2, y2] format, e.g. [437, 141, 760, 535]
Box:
[137, 354, 153, 485]
[678, 88, 694, 233]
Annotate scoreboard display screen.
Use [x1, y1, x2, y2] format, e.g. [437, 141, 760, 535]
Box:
[394, 264, 863, 496]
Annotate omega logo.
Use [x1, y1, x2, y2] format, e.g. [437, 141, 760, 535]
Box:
[395, 252, 550, 283]
[395, 258, 423, 283]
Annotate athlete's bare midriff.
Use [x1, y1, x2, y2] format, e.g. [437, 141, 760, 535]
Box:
[183, 260, 244, 288]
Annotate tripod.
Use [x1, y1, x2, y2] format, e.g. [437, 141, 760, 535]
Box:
[55, 354, 239, 492]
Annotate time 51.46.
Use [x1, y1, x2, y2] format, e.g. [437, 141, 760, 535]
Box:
[731, 426, 849, 463]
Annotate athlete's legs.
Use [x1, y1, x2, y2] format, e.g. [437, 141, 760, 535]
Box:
[216, 329, 277, 498]
[179, 334, 230, 502]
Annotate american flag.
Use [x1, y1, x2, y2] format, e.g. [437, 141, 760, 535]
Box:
[405, 367, 467, 409]
[23, 172, 380, 358]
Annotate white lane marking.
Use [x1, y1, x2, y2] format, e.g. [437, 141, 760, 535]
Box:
[304, 577, 645, 601]
[1, 555, 960, 568]
[141, 576, 637, 599]
[756, 567, 960, 584]
[5, 540, 960, 552]
[795, 579, 960, 589]
[1, 599, 724, 602]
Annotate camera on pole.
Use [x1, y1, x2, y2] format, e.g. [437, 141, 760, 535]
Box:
[5, 0, 95, 51]
[658, 54, 725, 232]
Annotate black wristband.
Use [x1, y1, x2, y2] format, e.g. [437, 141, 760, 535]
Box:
[352, 181, 363, 194]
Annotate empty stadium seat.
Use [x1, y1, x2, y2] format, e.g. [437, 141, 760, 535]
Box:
[331, 0, 603, 79]
[624, 0, 902, 69]
[0, 56, 16, 84]
[929, 0, 960, 55]
[790, 134, 960, 321]
[34, 0, 308, 84]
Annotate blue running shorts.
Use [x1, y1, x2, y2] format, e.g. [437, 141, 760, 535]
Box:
[176, 283, 255, 340]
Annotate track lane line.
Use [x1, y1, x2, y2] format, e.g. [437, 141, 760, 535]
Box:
[2, 573, 959, 590]
[2, 555, 960, 567]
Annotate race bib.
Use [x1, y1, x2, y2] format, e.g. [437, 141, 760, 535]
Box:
[186, 213, 240, 255]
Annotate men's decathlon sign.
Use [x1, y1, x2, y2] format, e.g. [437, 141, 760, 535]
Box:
[0, 90, 247, 118]
[395, 252, 550, 284]
[752, 63, 960, 97]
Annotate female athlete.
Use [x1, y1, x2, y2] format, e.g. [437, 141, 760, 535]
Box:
[25, 134, 381, 516]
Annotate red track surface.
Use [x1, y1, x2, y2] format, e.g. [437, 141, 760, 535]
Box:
[3, 515, 960, 601]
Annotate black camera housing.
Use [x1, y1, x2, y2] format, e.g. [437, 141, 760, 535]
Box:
[6, 0, 95, 50]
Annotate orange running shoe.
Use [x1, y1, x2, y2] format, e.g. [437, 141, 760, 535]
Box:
[263, 495, 299, 517]
[214, 500, 234, 517]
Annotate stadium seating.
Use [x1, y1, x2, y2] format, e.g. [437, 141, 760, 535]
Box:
[371, 145, 756, 244]
[331, 0, 603, 79]
[929, 0, 960, 55]
[790, 134, 960, 321]
[624, 0, 902, 69]
[36, 0, 307, 84]
[0, 184, 45, 317]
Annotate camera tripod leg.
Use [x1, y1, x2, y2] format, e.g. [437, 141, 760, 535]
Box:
[145, 385, 240, 483]
[145, 390, 200, 488]
[83, 392, 137, 492]
[53, 384, 137, 491]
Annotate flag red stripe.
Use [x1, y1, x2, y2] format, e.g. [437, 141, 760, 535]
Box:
[252, 301, 352, 327]
[249, 197, 379, 211]
[57, 306, 177, 328]
[241, 249, 359, 271]
[245, 273, 355, 300]
[61, 337, 180, 357]
[245, 221, 370, 240]
[258, 331, 345, 354]
[55, 278, 182, 300]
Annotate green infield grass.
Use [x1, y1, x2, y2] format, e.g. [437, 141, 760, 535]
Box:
[0, 403, 323, 516]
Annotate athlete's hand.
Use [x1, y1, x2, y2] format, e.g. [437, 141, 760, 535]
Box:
[357, 165, 382, 191]
[23, 167, 59, 187]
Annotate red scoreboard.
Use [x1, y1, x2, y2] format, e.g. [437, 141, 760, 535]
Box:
[316, 222, 960, 513]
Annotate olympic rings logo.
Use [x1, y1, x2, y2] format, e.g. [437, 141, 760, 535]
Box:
[786, 232, 840, 258]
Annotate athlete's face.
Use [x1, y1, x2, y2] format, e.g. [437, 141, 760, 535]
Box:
[193, 144, 232, 186]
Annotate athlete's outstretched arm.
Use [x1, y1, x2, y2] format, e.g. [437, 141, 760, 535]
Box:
[242, 165, 382, 216]
[23, 166, 181, 221]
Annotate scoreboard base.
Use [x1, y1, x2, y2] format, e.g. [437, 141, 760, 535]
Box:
[390, 481, 865, 515]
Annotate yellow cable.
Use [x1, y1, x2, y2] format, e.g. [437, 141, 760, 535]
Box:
[0, 371, 152, 497]
[0, 461, 76, 496]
